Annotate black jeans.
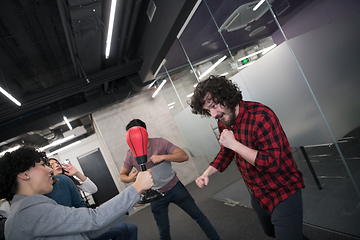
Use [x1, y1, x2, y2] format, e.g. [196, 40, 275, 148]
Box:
[90, 222, 138, 240]
[251, 189, 310, 240]
[150, 181, 220, 240]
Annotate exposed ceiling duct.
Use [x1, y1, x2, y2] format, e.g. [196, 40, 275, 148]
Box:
[0, 0, 309, 152]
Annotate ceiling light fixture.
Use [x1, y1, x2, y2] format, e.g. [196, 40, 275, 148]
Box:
[237, 61, 255, 70]
[0, 145, 21, 157]
[177, 0, 202, 38]
[63, 116, 73, 130]
[153, 59, 166, 78]
[168, 105, 175, 110]
[152, 79, 167, 98]
[186, 93, 194, 98]
[253, 0, 266, 11]
[147, 79, 157, 89]
[199, 55, 227, 79]
[261, 44, 276, 55]
[105, 0, 117, 59]
[219, 72, 229, 76]
[0, 86, 21, 106]
[47, 140, 82, 157]
[38, 134, 76, 152]
[238, 44, 277, 62]
[167, 102, 175, 106]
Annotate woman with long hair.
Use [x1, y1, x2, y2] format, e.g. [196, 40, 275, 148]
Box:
[48, 158, 97, 194]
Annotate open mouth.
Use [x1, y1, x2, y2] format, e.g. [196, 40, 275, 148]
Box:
[216, 113, 224, 120]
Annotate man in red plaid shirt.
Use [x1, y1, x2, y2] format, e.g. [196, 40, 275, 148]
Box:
[190, 75, 310, 240]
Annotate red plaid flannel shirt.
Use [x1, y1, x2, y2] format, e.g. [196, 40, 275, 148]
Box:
[210, 101, 304, 212]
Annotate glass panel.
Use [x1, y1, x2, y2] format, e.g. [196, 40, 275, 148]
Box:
[272, 0, 360, 236]
[155, 0, 360, 236]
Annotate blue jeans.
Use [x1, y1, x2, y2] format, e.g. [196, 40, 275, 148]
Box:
[251, 189, 310, 240]
[91, 222, 138, 240]
[150, 181, 220, 240]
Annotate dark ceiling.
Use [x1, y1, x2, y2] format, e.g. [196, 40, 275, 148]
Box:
[0, 0, 309, 153]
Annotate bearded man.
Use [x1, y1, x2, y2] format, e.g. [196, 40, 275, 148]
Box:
[189, 75, 310, 240]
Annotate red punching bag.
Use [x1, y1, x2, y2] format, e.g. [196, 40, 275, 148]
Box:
[126, 126, 148, 166]
[125, 125, 164, 203]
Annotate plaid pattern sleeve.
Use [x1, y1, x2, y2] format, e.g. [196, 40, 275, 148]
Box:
[210, 101, 304, 212]
[210, 123, 235, 172]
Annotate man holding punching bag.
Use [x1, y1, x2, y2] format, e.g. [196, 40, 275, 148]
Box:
[120, 119, 220, 240]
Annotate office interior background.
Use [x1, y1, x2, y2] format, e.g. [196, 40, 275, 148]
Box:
[0, 0, 359, 238]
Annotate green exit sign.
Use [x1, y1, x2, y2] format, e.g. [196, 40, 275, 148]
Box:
[241, 58, 250, 65]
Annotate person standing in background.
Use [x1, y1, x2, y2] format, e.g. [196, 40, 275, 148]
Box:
[120, 119, 220, 240]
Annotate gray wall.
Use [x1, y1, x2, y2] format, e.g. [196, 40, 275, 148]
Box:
[92, 88, 199, 192]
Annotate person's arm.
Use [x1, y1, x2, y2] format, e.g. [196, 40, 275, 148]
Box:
[150, 147, 189, 164]
[21, 170, 153, 238]
[195, 166, 219, 188]
[67, 178, 87, 208]
[252, 113, 287, 172]
[62, 163, 88, 182]
[221, 111, 286, 172]
[77, 178, 98, 194]
[219, 129, 258, 166]
[119, 167, 138, 183]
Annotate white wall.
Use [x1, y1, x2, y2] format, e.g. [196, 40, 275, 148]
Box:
[231, 12, 360, 147]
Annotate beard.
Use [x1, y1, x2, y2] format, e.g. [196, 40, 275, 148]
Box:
[218, 108, 236, 127]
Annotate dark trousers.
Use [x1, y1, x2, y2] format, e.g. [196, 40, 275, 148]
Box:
[150, 181, 220, 240]
[91, 222, 138, 240]
[251, 189, 310, 240]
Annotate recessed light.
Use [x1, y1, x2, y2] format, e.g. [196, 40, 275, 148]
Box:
[201, 41, 210, 47]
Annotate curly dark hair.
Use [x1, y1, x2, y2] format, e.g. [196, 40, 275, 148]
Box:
[189, 75, 242, 116]
[0, 146, 47, 201]
[126, 119, 147, 131]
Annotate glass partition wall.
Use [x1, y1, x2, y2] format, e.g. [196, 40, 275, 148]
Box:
[152, 0, 360, 237]
[273, 0, 360, 236]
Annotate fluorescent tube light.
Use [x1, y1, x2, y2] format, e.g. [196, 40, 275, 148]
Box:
[0, 86, 21, 106]
[177, 0, 202, 38]
[237, 61, 255, 70]
[186, 93, 194, 98]
[147, 79, 157, 89]
[38, 135, 76, 152]
[199, 55, 227, 79]
[253, 0, 265, 11]
[63, 116, 73, 130]
[105, 0, 117, 59]
[152, 80, 166, 98]
[262, 44, 276, 55]
[47, 140, 82, 157]
[154, 59, 166, 78]
[168, 106, 175, 110]
[167, 102, 175, 106]
[219, 72, 229, 76]
[238, 44, 277, 62]
[0, 145, 21, 157]
[238, 50, 263, 62]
